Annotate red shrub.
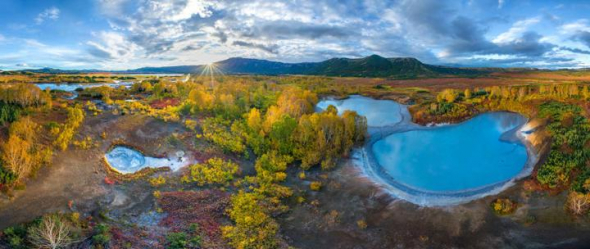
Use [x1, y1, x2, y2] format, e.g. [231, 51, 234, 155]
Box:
[158, 190, 230, 247]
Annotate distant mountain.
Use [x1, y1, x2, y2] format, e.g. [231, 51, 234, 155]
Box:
[22, 68, 100, 74]
[14, 55, 497, 78]
[125, 65, 201, 74]
[310, 55, 482, 77]
[203, 55, 485, 78]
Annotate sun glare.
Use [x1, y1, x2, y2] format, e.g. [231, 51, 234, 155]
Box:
[197, 62, 224, 88]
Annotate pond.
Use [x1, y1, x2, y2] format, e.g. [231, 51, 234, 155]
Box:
[36, 82, 133, 99]
[316, 96, 536, 206]
[36, 82, 133, 92]
[105, 146, 191, 174]
[316, 95, 406, 127]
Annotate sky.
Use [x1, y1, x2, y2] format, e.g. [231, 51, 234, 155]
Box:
[1, 0, 590, 70]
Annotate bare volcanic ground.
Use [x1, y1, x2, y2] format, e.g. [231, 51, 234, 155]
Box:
[279, 157, 590, 249]
[0, 113, 188, 229]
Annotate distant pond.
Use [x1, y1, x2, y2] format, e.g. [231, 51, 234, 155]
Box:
[36, 82, 133, 92]
[35, 82, 133, 99]
[316, 95, 537, 206]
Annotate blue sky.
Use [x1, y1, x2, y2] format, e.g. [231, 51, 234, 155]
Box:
[1, 0, 590, 70]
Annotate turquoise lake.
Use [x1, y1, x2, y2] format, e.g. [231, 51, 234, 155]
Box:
[316, 96, 531, 201]
[372, 112, 528, 192]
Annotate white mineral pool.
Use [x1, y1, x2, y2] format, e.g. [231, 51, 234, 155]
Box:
[105, 146, 191, 174]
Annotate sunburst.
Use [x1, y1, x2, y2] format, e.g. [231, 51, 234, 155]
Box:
[196, 63, 225, 88]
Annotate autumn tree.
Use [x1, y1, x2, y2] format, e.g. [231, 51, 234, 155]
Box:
[246, 108, 262, 134]
[582, 86, 590, 100]
[437, 89, 459, 103]
[1, 136, 33, 183]
[54, 106, 85, 151]
[464, 88, 472, 99]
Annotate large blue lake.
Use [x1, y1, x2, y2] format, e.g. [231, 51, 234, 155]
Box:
[372, 112, 527, 192]
[316, 96, 530, 203]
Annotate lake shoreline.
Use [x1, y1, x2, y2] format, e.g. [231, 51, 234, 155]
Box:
[317, 94, 542, 206]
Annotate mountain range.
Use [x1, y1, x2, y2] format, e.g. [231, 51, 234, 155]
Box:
[10, 54, 517, 78]
[125, 55, 486, 78]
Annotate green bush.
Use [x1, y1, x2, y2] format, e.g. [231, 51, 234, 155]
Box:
[0, 166, 17, 186]
[166, 232, 201, 249]
[0, 101, 20, 125]
[2, 226, 27, 249]
[92, 223, 111, 247]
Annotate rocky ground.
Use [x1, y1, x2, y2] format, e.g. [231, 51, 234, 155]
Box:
[0, 113, 187, 229]
[279, 158, 590, 249]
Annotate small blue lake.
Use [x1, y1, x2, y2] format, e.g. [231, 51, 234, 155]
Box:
[372, 112, 527, 192]
[316, 95, 405, 127]
[36, 82, 133, 92]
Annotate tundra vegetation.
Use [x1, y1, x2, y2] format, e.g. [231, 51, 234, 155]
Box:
[0, 73, 589, 248]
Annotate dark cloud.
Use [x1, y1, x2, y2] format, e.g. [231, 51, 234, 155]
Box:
[256, 22, 355, 40]
[572, 31, 590, 48]
[445, 16, 494, 54]
[399, 0, 455, 38]
[87, 46, 114, 60]
[559, 46, 590, 55]
[232, 41, 278, 54]
[496, 32, 554, 56]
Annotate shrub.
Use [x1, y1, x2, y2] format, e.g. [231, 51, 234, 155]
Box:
[92, 223, 111, 248]
[357, 219, 368, 229]
[298, 171, 306, 180]
[491, 198, 517, 215]
[2, 226, 27, 249]
[221, 191, 280, 249]
[187, 158, 239, 186]
[166, 232, 201, 249]
[0, 166, 17, 186]
[149, 175, 166, 187]
[310, 181, 322, 191]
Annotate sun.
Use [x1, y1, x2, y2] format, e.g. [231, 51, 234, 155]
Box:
[197, 62, 224, 88]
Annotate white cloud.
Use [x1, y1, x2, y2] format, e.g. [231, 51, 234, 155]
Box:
[560, 19, 590, 34]
[73, 0, 585, 69]
[87, 31, 139, 61]
[98, 0, 128, 15]
[493, 17, 540, 44]
[0, 34, 4, 42]
[35, 7, 60, 24]
[24, 39, 47, 48]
